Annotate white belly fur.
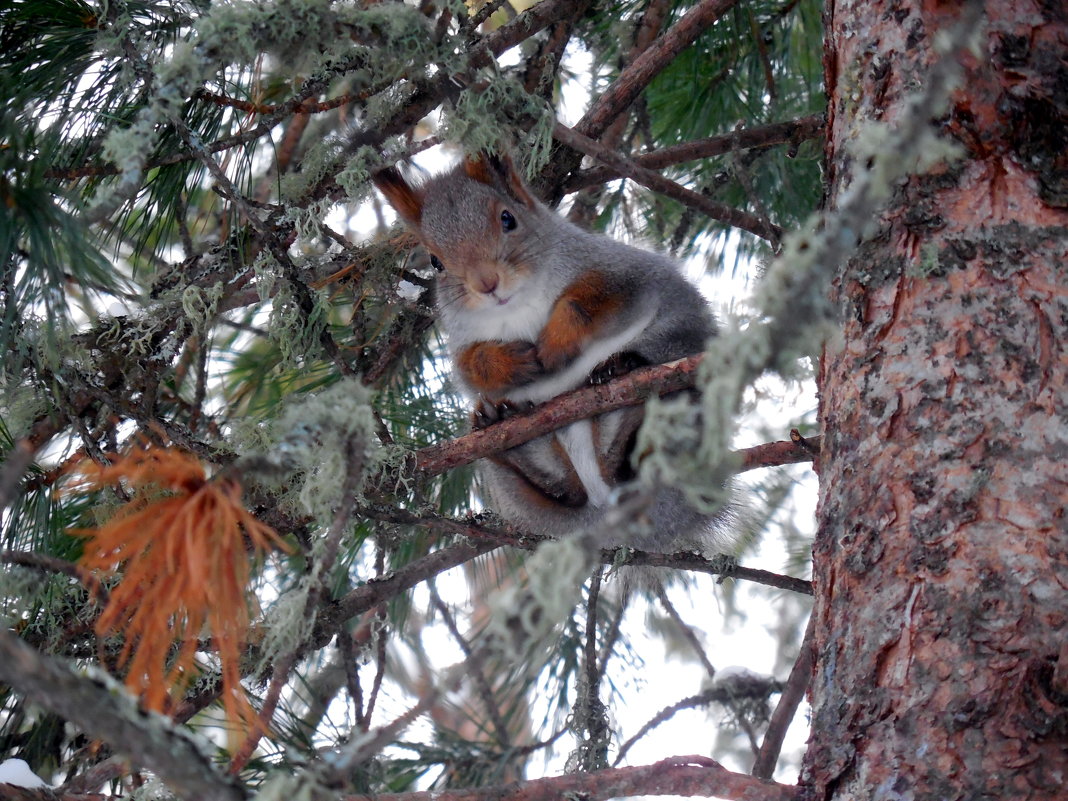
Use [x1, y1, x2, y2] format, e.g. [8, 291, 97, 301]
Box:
[558, 420, 612, 507]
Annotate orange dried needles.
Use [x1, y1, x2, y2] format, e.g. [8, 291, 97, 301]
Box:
[69, 444, 290, 732]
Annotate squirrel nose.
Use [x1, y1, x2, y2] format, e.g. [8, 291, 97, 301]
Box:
[476, 274, 499, 295]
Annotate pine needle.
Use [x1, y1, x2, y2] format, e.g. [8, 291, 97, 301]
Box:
[67, 443, 290, 735]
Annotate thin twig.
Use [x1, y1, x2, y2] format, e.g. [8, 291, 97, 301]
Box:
[553, 122, 783, 242]
[324, 692, 439, 782]
[338, 624, 365, 725]
[369, 508, 813, 595]
[564, 115, 825, 192]
[363, 544, 390, 729]
[655, 584, 717, 680]
[613, 683, 774, 767]
[584, 567, 603, 690]
[430, 585, 512, 747]
[596, 595, 627, 684]
[467, 0, 509, 31]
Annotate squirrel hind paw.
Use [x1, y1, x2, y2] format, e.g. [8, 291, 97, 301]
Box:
[588, 351, 649, 385]
[471, 397, 534, 429]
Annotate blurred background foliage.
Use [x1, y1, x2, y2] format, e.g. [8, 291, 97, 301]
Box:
[0, 0, 821, 793]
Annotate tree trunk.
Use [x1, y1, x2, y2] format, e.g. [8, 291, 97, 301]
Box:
[806, 2, 1068, 799]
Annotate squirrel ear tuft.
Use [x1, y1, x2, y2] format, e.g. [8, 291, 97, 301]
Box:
[464, 152, 536, 208]
[372, 167, 423, 226]
[463, 154, 496, 187]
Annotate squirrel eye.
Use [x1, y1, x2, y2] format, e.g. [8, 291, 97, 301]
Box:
[429, 254, 445, 273]
[500, 209, 517, 232]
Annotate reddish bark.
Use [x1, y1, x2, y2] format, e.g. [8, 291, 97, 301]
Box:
[343, 756, 797, 801]
[807, 2, 1068, 799]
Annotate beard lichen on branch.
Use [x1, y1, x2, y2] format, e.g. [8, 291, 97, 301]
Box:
[635, 15, 977, 515]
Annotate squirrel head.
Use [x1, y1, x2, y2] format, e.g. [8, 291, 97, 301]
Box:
[373, 153, 545, 311]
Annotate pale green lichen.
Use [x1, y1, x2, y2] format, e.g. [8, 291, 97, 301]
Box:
[286, 197, 339, 245]
[268, 284, 327, 369]
[252, 250, 281, 303]
[0, 375, 47, 441]
[280, 138, 347, 205]
[911, 241, 942, 278]
[254, 379, 387, 669]
[95, 306, 175, 361]
[0, 568, 42, 629]
[444, 74, 554, 169]
[271, 378, 385, 522]
[335, 147, 379, 206]
[180, 282, 224, 332]
[256, 573, 315, 675]
[130, 777, 178, 801]
[486, 537, 592, 659]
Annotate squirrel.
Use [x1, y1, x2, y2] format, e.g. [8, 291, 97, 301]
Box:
[373, 153, 721, 552]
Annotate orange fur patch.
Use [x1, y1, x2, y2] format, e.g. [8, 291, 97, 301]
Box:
[537, 271, 625, 371]
[372, 167, 423, 225]
[463, 155, 495, 186]
[457, 341, 542, 395]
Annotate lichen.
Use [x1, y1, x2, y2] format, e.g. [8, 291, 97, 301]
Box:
[0, 374, 47, 441]
[486, 537, 591, 658]
[90, 0, 442, 216]
[909, 241, 942, 278]
[268, 284, 327, 369]
[180, 282, 224, 332]
[270, 378, 385, 522]
[280, 139, 347, 205]
[335, 147, 379, 206]
[130, 776, 178, 801]
[256, 573, 314, 676]
[443, 75, 554, 170]
[252, 250, 281, 303]
[0, 567, 42, 629]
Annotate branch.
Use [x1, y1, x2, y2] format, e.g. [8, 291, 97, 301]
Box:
[564, 115, 826, 193]
[574, 0, 742, 138]
[621, 551, 812, 595]
[553, 122, 784, 242]
[335, 0, 591, 162]
[411, 355, 819, 478]
[0, 630, 245, 801]
[311, 539, 502, 655]
[614, 678, 779, 768]
[752, 614, 815, 778]
[1, 550, 108, 606]
[535, 0, 742, 199]
[367, 509, 813, 596]
[341, 756, 797, 801]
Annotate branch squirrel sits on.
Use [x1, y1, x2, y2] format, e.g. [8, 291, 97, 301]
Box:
[374, 153, 727, 553]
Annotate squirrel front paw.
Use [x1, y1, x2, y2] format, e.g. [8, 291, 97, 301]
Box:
[472, 397, 535, 430]
[458, 340, 544, 395]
